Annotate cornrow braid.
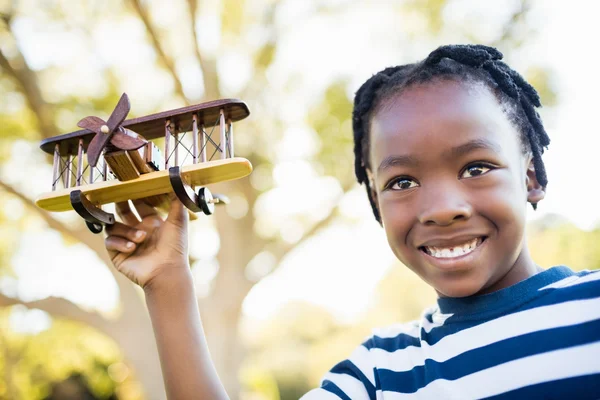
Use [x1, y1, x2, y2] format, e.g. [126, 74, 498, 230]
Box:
[353, 44, 550, 222]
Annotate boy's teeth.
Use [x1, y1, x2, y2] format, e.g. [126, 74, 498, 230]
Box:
[424, 238, 481, 258]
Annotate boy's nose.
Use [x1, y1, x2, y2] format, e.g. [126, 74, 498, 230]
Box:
[417, 184, 472, 226]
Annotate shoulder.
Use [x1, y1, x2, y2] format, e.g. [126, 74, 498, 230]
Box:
[538, 266, 600, 290]
[537, 266, 600, 302]
[513, 266, 600, 330]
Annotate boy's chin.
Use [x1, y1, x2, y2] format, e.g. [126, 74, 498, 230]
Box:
[434, 278, 490, 299]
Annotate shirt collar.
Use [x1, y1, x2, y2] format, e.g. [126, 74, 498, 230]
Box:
[436, 266, 574, 316]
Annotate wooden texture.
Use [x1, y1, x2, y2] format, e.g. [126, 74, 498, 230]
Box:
[104, 151, 141, 181]
[102, 145, 194, 219]
[40, 99, 250, 156]
[36, 158, 252, 212]
[127, 145, 178, 214]
[109, 128, 148, 151]
[133, 143, 158, 174]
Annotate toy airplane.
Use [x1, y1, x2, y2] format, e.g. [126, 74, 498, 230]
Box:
[36, 93, 252, 233]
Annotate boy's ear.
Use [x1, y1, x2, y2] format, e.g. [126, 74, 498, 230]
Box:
[526, 159, 545, 207]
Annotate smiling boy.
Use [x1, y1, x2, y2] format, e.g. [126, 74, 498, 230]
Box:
[299, 45, 600, 399]
[105, 45, 600, 399]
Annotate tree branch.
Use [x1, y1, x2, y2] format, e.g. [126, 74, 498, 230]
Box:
[2, 178, 72, 232]
[267, 205, 337, 270]
[0, 178, 105, 256]
[186, 0, 220, 100]
[0, 178, 143, 307]
[0, 292, 108, 331]
[130, 0, 189, 105]
[269, 180, 355, 264]
[0, 31, 59, 139]
[490, 0, 531, 47]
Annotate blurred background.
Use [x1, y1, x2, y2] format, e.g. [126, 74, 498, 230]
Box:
[1, 0, 599, 398]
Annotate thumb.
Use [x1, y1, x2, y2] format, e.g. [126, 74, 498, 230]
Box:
[166, 193, 189, 229]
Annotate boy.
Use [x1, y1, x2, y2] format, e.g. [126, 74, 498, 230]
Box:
[105, 45, 600, 399]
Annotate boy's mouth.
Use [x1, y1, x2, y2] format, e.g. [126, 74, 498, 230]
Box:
[420, 237, 486, 259]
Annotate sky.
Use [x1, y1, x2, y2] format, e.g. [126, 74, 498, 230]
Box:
[3, 0, 600, 327]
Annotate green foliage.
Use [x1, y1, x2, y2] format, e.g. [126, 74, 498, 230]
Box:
[0, 196, 28, 276]
[254, 43, 276, 71]
[308, 81, 354, 185]
[221, 0, 246, 38]
[0, 78, 39, 146]
[242, 302, 340, 399]
[403, 0, 448, 35]
[525, 66, 558, 107]
[528, 216, 600, 271]
[239, 367, 280, 400]
[0, 306, 142, 400]
[46, 73, 126, 133]
[365, 264, 437, 328]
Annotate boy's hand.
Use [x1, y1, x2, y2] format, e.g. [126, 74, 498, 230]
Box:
[104, 197, 190, 289]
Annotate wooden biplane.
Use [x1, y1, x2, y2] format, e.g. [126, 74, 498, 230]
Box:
[36, 93, 252, 233]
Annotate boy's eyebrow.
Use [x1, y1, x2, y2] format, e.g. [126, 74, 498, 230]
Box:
[376, 138, 501, 173]
[448, 138, 501, 159]
[377, 154, 420, 173]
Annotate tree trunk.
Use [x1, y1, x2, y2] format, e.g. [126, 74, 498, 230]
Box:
[108, 304, 166, 400]
[198, 180, 257, 398]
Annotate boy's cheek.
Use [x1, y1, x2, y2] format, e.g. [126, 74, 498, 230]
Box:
[473, 167, 528, 211]
[379, 202, 413, 243]
[479, 178, 529, 221]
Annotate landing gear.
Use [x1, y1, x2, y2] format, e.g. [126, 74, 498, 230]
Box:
[168, 166, 228, 215]
[70, 190, 115, 234]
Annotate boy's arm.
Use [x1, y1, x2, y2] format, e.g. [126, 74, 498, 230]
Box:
[144, 268, 229, 400]
[104, 197, 228, 399]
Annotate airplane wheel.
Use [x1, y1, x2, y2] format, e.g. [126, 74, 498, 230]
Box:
[86, 221, 104, 234]
[198, 187, 215, 215]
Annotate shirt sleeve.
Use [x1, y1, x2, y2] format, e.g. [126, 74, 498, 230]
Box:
[300, 341, 377, 400]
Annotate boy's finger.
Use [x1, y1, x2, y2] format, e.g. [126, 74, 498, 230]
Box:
[116, 201, 140, 226]
[132, 199, 158, 220]
[105, 222, 147, 243]
[105, 235, 138, 253]
[166, 195, 188, 228]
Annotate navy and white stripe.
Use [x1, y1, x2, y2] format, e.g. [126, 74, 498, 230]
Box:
[302, 266, 600, 399]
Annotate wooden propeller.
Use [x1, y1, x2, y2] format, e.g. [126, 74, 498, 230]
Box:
[78, 93, 146, 167]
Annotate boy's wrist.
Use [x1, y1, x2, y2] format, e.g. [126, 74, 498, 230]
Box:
[143, 264, 193, 296]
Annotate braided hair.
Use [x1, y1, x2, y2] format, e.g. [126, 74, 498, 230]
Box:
[352, 44, 550, 223]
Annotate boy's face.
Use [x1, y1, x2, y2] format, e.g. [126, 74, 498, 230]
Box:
[368, 80, 544, 298]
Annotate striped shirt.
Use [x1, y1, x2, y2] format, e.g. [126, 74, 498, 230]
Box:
[301, 266, 600, 399]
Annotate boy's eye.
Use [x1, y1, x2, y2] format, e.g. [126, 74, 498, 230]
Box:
[461, 163, 493, 178]
[389, 178, 419, 191]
